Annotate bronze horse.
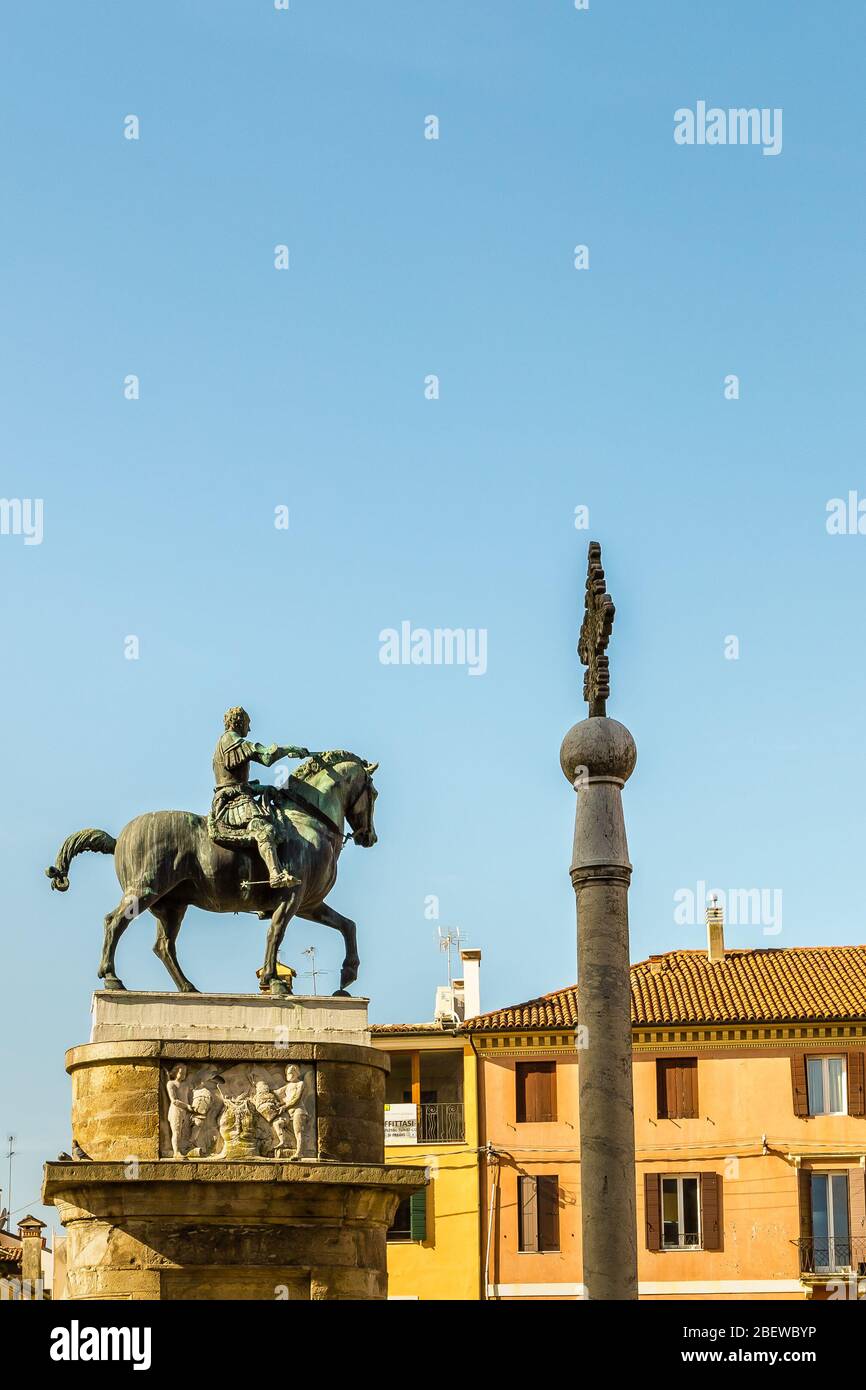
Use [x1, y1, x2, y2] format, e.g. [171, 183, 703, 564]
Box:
[45, 751, 378, 996]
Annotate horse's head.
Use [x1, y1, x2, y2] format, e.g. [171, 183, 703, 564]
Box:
[292, 750, 380, 847]
[345, 759, 379, 848]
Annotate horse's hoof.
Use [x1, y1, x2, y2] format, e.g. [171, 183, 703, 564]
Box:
[270, 979, 291, 998]
[178, 984, 199, 994]
[101, 975, 125, 992]
[333, 988, 352, 997]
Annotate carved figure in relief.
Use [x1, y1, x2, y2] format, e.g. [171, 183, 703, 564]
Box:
[215, 1079, 260, 1159]
[166, 1064, 192, 1159]
[187, 1076, 220, 1158]
[161, 1061, 315, 1160]
[253, 1080, 281, 1126]
[273, 1064, 310, 1160]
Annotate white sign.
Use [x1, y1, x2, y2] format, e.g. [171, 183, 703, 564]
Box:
[384, 1103, 417, 1145]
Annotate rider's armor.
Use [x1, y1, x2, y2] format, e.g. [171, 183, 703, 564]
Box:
[209, 732, 306, 888]
[212, 733, 277, 826]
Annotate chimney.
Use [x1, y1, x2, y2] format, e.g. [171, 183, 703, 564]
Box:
[460, 949, 481, 1019]
[706, 895, 725, 963]
[17, 1215, 46, 1292]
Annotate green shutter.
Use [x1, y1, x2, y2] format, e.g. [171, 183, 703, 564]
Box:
[409, 1188, 427, 1242]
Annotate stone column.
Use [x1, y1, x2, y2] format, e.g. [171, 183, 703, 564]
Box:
[560, 713, 638, 1300]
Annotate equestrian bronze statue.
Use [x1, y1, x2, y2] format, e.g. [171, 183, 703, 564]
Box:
[45, 707, 379, 997]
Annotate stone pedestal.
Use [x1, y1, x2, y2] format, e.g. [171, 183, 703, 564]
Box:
[42, 993, 425, 1300]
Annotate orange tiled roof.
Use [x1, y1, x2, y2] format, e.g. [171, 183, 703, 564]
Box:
[463, 986, 579, 1032]
[370, 1022, 458, 1036]
[462, 947, 866, 1030]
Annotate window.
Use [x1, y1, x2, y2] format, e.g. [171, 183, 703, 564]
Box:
[644, 1173, 722, 1252]
[806, 1056, 847, 1116]
[810, 1173, 850, 1271]
[385, 1050, 466, 1144]
[387, 1195, 412, 1243]
[791, 1052, 865, 1117]
[385, 1051, 463, 1108]
[656, 1058, 698, 1119]
[387, 1190, 427, 1244]
[515, 1061, 557, 1123]
[661, 1176, 700, 1249]
[518, 1175, 560, 1252]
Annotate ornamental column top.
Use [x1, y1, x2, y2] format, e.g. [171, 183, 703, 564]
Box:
[578, 540, 615, 718]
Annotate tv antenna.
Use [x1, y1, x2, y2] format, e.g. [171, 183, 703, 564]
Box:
[301, 946, 325, 996]
[437, 926, 468, 986]
[5, 1136, 14, 1231]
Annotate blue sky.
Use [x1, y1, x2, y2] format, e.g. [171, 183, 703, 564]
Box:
[2, 1, 865, 1228]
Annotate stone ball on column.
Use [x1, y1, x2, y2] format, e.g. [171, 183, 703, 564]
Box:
[560, 717, 637, 786]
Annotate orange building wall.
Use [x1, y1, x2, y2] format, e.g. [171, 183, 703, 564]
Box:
[481, 1051, 582, 1300]
[480, 1044, 866, 1301]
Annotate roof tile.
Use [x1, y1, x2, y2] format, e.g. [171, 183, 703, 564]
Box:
[462, 946, 866, 1030]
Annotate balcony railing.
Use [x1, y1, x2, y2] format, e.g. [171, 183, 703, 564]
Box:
[384, 1102, 465, 1144]
[418, 1103, 465, 1144]
[794, 1238, 866, 1277]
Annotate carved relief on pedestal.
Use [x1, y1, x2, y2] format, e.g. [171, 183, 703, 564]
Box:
[161, 1062, 316, 1161]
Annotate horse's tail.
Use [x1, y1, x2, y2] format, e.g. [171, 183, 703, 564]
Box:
[45, 827, 117, 892]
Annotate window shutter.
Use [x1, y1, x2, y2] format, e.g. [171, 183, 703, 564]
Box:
[677, 1064, 688, 1118]
[537, 1176, 560, 1252]
[539, 1064, 557, 1122]
[847, 1052, 865, 1117]
[657, 1059, 698, 1119]
[797, 1169, 813, 1242]
[684, 1062, 699, 1119]
[644, 1173, 661, 1252]
[518, 1175, 538, 1252]
[656, 1060, 677, 1118]
[409, 1188, 427, 1242]
[515, 1065, 526, 1123]
[700, 1173, 723, 1251]
[517, 1062, 557, 1123]
[791, 1054, 809, 1117]
[666, 1063, 678, 1117]
[526, 1069, 543, 1123]
[656, 1062, 667, 1118]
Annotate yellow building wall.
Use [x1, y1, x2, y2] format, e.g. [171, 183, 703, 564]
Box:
[376, 1040, 481, 1301]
